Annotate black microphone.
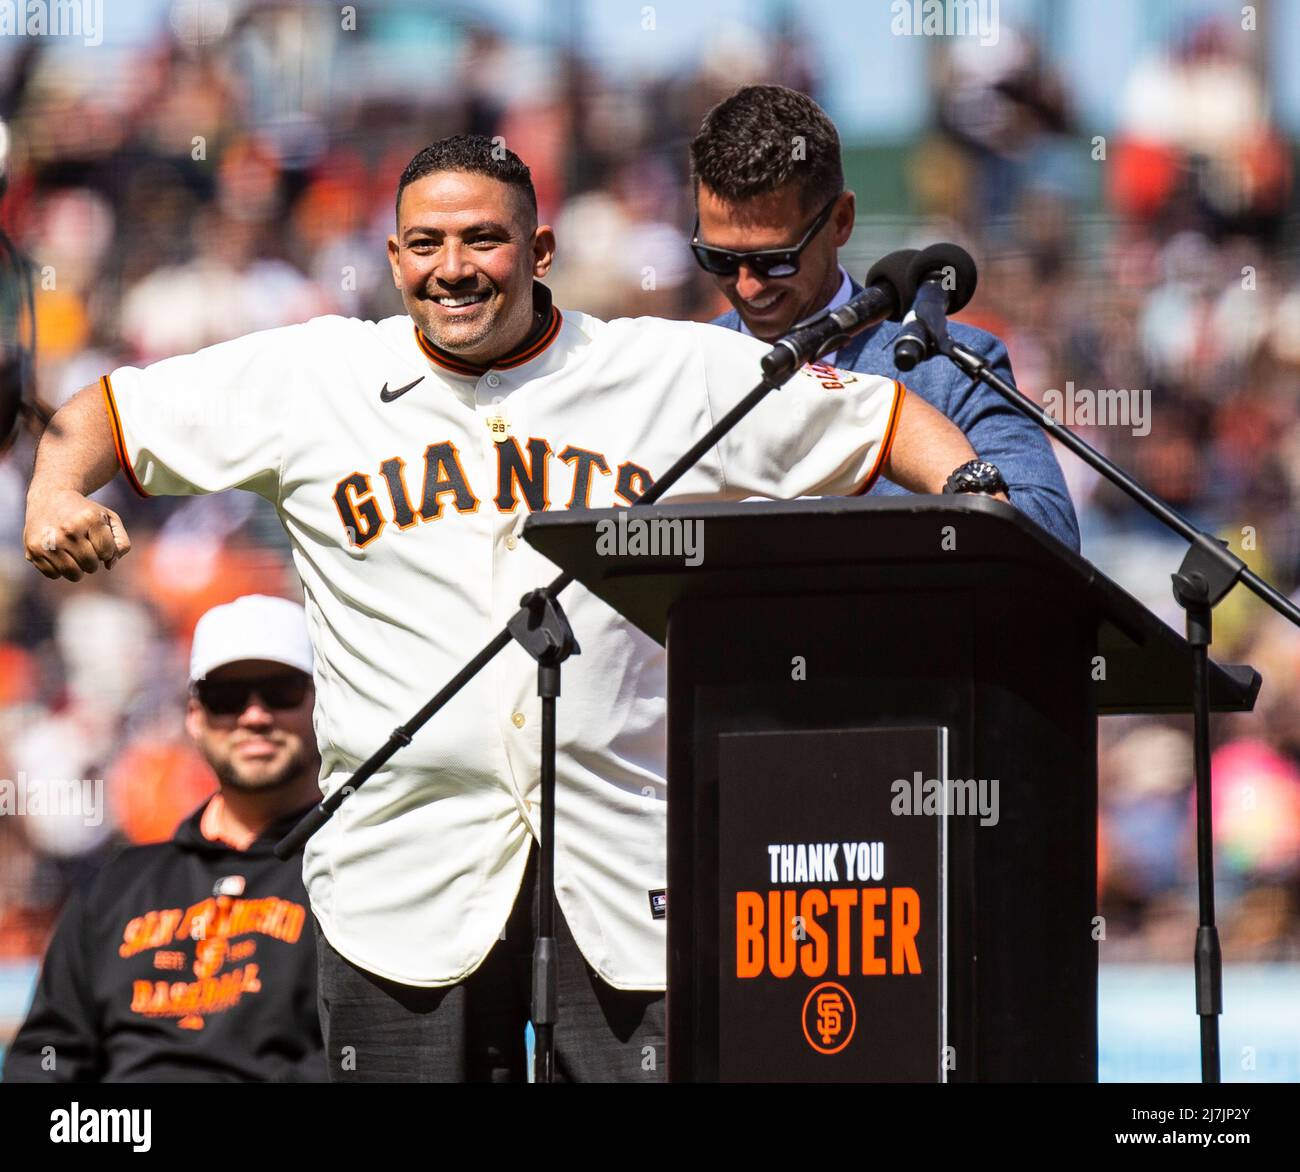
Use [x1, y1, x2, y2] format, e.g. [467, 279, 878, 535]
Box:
[891, 309, 930, 374]
[760, 248, 918, 380]
[893, 243, 978, 372]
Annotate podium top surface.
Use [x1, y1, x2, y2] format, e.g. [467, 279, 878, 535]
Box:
[523, 495, 1259, 715]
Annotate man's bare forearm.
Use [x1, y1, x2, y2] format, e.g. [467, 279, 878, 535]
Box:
[28, 381, 121, 500]
[24, 382, 132, 581]
[882, 389, 995, 496]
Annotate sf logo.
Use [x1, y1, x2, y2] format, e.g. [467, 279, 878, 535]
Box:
[802, 981, 856, 1055]
[816, 992, 843, 1042]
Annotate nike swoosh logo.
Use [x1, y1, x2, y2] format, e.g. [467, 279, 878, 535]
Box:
[380, 376, 424, 403]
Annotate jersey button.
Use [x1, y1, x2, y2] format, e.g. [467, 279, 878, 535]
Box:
[485, 373, 501, 388]
[505, 534, 518, 551]
[511, 711, 526, 729]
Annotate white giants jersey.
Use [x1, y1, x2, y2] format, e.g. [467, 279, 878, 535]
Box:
[102, 291, 905, 988]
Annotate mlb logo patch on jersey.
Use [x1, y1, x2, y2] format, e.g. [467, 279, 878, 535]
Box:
[648, 889, 667, 919]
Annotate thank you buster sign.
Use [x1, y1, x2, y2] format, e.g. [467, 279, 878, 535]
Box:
[718, 728, 945, 1081]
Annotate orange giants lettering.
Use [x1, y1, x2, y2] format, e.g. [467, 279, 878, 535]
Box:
[735, 887, 922, 978]
[331, 435, 656, 544]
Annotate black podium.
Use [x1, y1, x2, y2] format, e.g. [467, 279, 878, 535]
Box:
[523, 496, 1258, 1083]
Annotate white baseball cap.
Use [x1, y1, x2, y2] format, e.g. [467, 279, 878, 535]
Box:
[189, 594, 314, 682]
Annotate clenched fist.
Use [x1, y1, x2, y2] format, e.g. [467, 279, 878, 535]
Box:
[24, 488, 132, 581]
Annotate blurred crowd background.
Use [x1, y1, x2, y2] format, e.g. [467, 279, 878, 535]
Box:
[1, 0, 1299, 992]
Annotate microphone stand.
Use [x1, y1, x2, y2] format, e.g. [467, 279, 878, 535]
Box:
[908, 290, 1300, 1083]
[275, 301, 896, 1079]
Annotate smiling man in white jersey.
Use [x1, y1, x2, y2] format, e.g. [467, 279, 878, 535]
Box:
[23, 135, 993, 1082]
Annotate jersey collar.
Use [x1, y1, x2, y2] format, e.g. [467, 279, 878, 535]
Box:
[414, 283, 563, 377]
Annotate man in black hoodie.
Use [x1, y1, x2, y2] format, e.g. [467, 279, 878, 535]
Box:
[3, 594, 327, 1082]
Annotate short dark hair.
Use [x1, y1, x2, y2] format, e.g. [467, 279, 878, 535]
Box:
[690, 85, 843, 211]
[396, 135, 538, 224]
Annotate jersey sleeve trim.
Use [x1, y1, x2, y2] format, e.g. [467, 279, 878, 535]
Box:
[850, 379, 906, 497]
[100, 374, 151, 499]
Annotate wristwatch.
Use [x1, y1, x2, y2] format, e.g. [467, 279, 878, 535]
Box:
[943, 459, 1009, 497]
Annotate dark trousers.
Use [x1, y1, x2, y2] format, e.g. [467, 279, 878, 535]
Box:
[315, 844, 666, 1082]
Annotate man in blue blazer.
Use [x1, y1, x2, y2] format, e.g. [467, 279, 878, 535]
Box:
[689, 84, 1079, 550]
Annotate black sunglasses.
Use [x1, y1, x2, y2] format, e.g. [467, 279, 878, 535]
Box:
[194, 673, 310, 716]
[690, 194, 841, 278]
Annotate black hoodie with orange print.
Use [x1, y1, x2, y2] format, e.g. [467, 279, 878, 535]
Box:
[3, 798, 325, 1083]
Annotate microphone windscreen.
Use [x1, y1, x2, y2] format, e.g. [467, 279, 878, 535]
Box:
[907, 243, 978, 314]
[864, 248, 919, 322]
